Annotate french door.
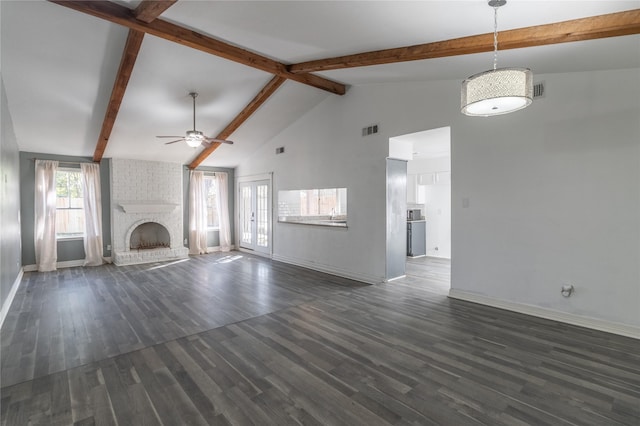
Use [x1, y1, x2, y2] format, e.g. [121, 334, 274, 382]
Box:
[239, 179, 271, 255]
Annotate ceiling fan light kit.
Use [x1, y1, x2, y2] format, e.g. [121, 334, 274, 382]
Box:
[157, 92, 233, 147]
[185, 130, 205, 148]
[461, 0, 533, 117]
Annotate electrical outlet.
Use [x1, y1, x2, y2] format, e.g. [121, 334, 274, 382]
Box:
[561, 284, 574, 297]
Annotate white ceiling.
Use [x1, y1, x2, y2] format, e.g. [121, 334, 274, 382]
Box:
[2, 1, 639, 168]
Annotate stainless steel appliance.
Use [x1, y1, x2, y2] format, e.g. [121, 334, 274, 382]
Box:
[407, 220, 426, 257]
[407, 209, 421, 221]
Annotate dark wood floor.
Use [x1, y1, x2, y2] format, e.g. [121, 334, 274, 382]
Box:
[1, 253, 639, 425]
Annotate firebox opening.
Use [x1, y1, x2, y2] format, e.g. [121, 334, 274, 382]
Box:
[130, 222, 170, 251]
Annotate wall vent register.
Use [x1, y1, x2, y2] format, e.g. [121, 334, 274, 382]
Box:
[362, 124, 379, 136]
[533, 82, 545, 98]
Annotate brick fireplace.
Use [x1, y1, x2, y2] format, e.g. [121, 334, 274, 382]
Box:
[110, 159, 188, 265]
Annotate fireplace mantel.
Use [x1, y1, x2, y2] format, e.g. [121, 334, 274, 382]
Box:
[119, 201, 178, 214]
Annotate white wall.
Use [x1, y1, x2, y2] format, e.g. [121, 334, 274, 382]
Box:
[452, 69, 639, 334]
[236, 88, 390, 283]
[237, 68, 639, 333]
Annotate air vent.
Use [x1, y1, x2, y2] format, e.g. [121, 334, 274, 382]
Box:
[533, 81, 545, 99]
[275, 147, 285, 155]
[362, 124, 379, 137]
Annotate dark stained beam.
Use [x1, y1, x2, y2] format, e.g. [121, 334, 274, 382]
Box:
[93, 29, 144, 162]
[48, 1, 346, 95]
[188, 76, 287, 169]
[289, 9, 640, 73]
[134, 0, 177, 23]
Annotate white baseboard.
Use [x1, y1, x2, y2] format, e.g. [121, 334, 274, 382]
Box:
[23, 259, 86, 272]
[237, 247, 272, 259]
[272, 254, 382, 285]
[1, 269, 24, 329]
[386, 275, 406, 282]
[207, 244, 236, 253]
[448, 289, 640, 340]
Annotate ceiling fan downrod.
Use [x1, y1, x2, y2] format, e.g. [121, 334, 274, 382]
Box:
[189, 92, 198, 131]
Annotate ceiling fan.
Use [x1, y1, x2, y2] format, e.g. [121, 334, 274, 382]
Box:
[156, 92, 233, 148]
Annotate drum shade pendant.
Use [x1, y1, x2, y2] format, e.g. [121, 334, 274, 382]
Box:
[461, 0, 533, 116]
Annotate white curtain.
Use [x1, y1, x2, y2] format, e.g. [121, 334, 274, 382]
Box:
[81, 163, 104, 266]
[215, 172, 232, 252]
[34, 160, 58, 272]
[189, 170, 208, 255]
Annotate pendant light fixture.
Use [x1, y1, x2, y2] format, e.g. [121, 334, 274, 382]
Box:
[461, 0, 533, 117]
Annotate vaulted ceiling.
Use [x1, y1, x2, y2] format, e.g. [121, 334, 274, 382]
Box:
[2, 1, 639, 168]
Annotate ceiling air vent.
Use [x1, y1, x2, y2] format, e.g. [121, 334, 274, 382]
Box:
[362, 124, 379, 137]
[533, 81, 545, 99]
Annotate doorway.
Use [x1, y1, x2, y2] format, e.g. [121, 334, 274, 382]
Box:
[389, 126, 451, 289]
[238, 178, 271, 256]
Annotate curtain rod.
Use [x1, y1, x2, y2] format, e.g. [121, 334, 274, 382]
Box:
[185, 166, 220, 176]
[30, 158, 96, 165]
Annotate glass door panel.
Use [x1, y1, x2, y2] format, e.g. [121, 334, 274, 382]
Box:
[256, 183, 269, 249]
[240, 183, 253, 249]
[239, 179, 270, 254]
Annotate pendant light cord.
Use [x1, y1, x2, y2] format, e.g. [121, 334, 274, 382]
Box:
[493, 5, 499, 70]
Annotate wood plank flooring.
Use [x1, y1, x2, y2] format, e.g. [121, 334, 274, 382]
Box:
[2, 253, 639, 425]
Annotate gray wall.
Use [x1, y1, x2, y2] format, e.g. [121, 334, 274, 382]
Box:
[19, 152, 112, 265]
[182, 166, 235, 248]
[18, 156, 235, 265]
[1, 76, 22, 311]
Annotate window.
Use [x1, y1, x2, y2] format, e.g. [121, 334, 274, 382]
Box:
[278, 187, 347, 227]
[204, 175, 219, 229]
[56, 169, 84, 238]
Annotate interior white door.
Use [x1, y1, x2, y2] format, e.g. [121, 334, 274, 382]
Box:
[239, 179, 270, 254]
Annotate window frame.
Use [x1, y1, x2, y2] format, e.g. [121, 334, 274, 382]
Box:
[55, 167, 85, 240]
[203, 174, 220, 231]
[277, 187, 347, 227]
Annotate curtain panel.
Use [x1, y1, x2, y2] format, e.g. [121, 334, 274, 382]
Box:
[34, 160, 58, 271]
[215, 172, 232, 252]
[189, 171, 208, 255]
[81, 163, 104, 266]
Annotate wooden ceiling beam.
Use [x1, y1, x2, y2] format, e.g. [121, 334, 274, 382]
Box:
[93, 29, 144, 162]
[134, 0, 177, 24]
[289, 9, 640, 73]
[188, 76, 287, 169]
[48, 1, 346, 95]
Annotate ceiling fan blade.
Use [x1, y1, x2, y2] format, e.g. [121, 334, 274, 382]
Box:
[157, 136, 186, 138]
[164, 139, 184, 145]
[204, 137, 234, 145]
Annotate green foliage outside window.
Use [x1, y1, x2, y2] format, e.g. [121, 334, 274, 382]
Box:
[56, 169, 84, 237]
[204, 176, 219, 228]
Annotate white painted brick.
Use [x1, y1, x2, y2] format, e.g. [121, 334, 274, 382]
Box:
[111, 159, 187, 265]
